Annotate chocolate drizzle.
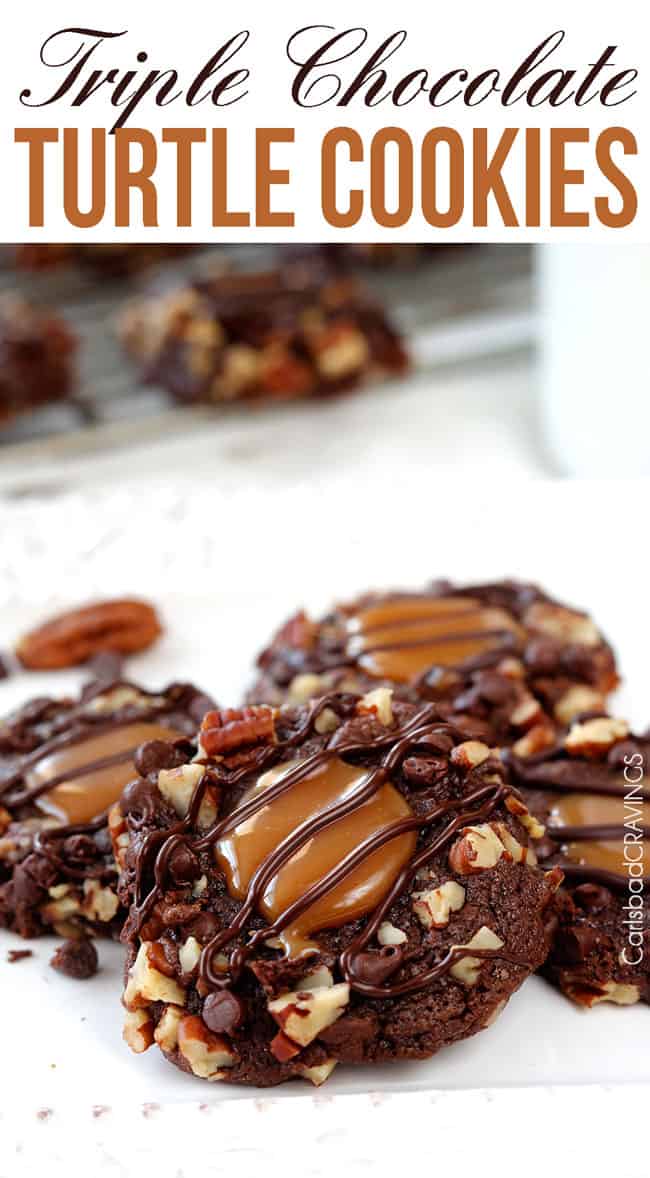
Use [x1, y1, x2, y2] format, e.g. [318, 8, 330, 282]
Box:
[0, 681, 192, 810]
[344, 596, 523, 683]
[2, 680, 209, 885]
[509, 738, 649, 891]
[253, 582, 618, 705]
[128, 697, 529, 998]
[33, 813, 111, 883]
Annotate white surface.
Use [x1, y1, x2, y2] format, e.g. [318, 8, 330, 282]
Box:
[0, 350, 544, 497]
[0, 477, 648, 1174]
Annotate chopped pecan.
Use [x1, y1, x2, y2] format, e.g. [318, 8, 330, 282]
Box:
[199, 706, 276, 756]
[273, 610, 317, 651]
[16, 599, 162, 670]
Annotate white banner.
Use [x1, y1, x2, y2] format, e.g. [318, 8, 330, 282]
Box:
[1, 0, 647, 240]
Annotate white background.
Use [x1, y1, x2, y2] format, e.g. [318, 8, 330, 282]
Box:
[0, 0, 648, 240]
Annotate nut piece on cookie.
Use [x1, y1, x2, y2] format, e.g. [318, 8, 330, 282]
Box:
[123, 1008, 155, 1054]
[565, 717, 629, 758]
[504, 795, 545, 839]
[296, 1059, 339, 1086]
[523, 602, 601, 647]
[199, 706, 276, 757]
[511, 721, 557, 759]
[124, 942, 186, 1010]
[450, 741, 491, 770]
[154, 1004, 184, 1052]
[377, 921, 408, 946]
[490, 823, 529, 865]
[268, 983, 350, 1049]
[565, 980, 641, 1008]
[287, 673, 326, 703]
[178, 936, 202, 975]
[157, 763, 217, 828]
[554, 686, 606, 726]
[448, 824, 507, 874]
[81, 879, 120, 924]
[450, 926, 505, 986]
[412, 881, 466, 929]
[357, 688, 394, 726]
[177, 1015, 238, 1079]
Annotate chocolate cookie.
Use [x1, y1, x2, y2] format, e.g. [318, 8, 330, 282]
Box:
[12, 243, 192, 278]
[118, 690, 559, 1088]
[0, 678, 212, 939]
[288, 244, 469, 269]
[120, 264, 408, 406]
[0, 294, 76, 425]
[249, 581, 618, 752]
[508, 716, 649, 1007]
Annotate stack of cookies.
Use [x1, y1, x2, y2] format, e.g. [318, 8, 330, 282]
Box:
[0, 580, 646, 1088]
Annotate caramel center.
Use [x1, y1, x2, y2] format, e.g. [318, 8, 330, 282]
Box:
[216, 757, 416, 958]
[551, 789, 630, 875]
[345, 595, 522, 682]
[28, 722, 185, 824]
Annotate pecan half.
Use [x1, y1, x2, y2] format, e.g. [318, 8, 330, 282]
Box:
[199, 706, 275, 757]
[16, 599, 162, 670]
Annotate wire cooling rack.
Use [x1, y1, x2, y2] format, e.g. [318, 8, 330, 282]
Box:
[0, 244, 534, 452]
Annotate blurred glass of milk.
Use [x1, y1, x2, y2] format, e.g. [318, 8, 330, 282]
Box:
[538, 244, 649, 477]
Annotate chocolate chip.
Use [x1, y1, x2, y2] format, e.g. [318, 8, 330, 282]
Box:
[555, 924, 601, 964]
[93, 827, 112, 856]
[120, 776, 162, 820]
[62, 834, 97, 862]
[22, 852, 58, 887]
[50, 938, 98, 980]
[158, 901, 200, 927]
[188, 912, 219, 941]
[524, 638, 561, 674]
[202, 990, 245, 1034]
[167, 844, 200, 885]
[348, 947, 404, 987]
[416, 731, 455, 755]
[10, 865, 45, 908]
[572, 883, 612, 914]
[134, 739, 185, 778]
[0, 653, 11, 681]
[472, 672, 517, 706]
[11, 854, 57, 905]
[139, 914, 164, 941]
[402, 756, 447, 788]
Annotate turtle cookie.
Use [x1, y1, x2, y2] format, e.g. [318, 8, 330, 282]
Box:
[248, 581, 618, 752]
[120, 263, 408, 407]
[0, 293, 76, 426]
[508, 715, 649, 1008]
[0, 677, 212, 939]
[117, 689, 559, 1088]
